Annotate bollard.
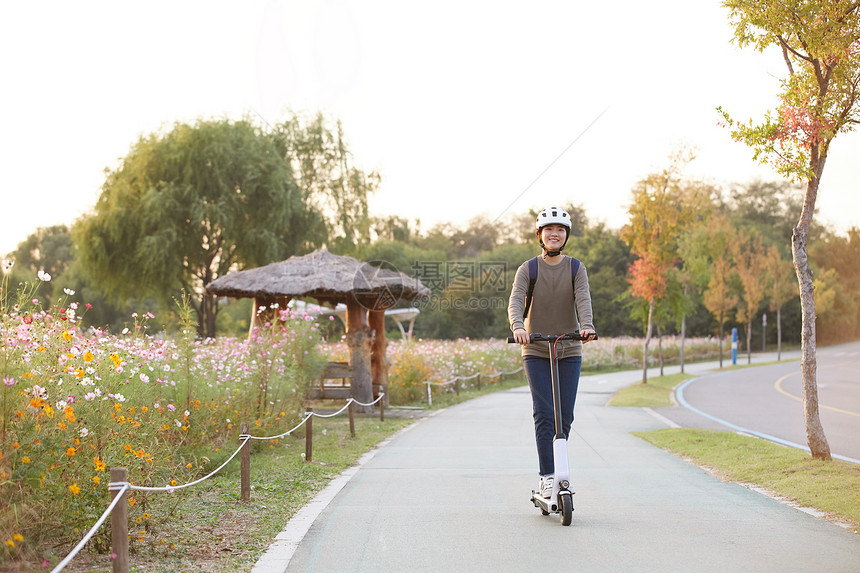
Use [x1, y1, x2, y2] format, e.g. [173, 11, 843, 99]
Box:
[348, 400, 356, 438]
[110, 467, 129, 573]
[240, 423, 250, 502]
[379, 397, 384, 422]
[305, 408, 313, 462]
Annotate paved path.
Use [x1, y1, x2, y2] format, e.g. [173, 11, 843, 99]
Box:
[253, 347, 860, 572]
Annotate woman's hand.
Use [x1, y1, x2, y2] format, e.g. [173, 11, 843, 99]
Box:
[512, 328, 530, 345]
[580, 328, 596, 344]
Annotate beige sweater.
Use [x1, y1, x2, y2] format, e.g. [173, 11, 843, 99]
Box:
[508, 255, 595, 359]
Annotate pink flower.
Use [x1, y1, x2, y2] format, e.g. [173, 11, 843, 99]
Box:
[167, 404, 176, 412]
[3, 376, 15, 387]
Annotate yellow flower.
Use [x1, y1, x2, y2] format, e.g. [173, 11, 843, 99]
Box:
[170, 480, 178, 486]
[129, 497, 136, 507]
[93, 457, 106, 471]
[185, 463, 192, 469]
[135, 517, 142, 523]
[12, 534, 23, 542]
[5, 539, 14, 548]
[65, 406, 76, 423]
[93, 475, 101, 484]
[143, 513, 149, 519]
[44, 405, 54, 419]
[66, 447, 76, 457]
[69, 483, 81, 494]
[83, 351, 94, 362]
[62, 330, 74, 341]
[21, 456, 30, 463]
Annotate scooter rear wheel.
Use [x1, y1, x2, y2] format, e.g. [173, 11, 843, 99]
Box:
[560, 493, 573, 526]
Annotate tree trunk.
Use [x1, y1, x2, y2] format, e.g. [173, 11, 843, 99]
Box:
[657, 324, 664, 377]
[793, 172, 831, 461]
[346, 297, 374, 414]
[680, 314, 686, 374]
[200, 292, 218, 339]
[777, 306, 782, 361]
[746, 318, 752, 365]
[641, 298, 654, 384]
[718, 320, 724, 369]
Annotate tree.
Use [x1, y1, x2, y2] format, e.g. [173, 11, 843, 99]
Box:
[77, 117, 322, 338]
[10, 225, 74, 308]
[731, 232, 769, 364]
[719, 0, 860, 459]
[809, 227, 860, 342]
[272, 113, 379, 255]
[699, 216, 740, 367]
[765, 245, 799, 359]
[621, 150, 711, 383]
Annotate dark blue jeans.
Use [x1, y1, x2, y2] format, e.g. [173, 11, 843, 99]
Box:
[524, 355, 582, 476]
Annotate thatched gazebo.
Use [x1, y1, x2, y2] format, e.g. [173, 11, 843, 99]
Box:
[205, 248, 430, 412]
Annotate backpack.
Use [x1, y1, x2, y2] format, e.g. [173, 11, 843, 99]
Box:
[522, 256, 581, 319]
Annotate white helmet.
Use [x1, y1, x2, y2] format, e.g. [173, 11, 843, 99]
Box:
[535, 207, 572, 231]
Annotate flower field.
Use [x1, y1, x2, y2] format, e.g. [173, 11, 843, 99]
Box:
[1, 277, 325, 563]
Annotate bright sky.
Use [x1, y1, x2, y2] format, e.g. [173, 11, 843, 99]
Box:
[2, 0, 859, 257]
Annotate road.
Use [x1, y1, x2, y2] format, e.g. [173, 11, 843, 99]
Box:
[661, 340, 860, 462]
[252, 343, 860, 573]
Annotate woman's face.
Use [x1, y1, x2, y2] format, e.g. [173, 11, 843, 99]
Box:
[540, 224, 567, 250]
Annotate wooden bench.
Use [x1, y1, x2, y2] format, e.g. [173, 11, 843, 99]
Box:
[307, 361, 385, 402]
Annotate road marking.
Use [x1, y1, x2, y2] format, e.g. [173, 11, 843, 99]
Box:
[774, 373, 860, 418]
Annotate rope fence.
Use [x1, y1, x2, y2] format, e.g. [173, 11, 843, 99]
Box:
[50, 394, 385, 573]
[423, 366, 524, 406]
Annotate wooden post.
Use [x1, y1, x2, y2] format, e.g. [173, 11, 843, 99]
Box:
[110, 467, 128, 573]
[369, 309, 390, 408]
[477, 373, 482, 390]
[346, 298, 374, 414]
[348, 400, 356, 438]
[454, 378, 460, 396]
[379, 397, 384, 422]
[305, 408, 313, 462]
[240, 423, 250, 502]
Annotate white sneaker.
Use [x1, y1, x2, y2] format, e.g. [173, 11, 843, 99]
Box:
[540, 475, 554, 498]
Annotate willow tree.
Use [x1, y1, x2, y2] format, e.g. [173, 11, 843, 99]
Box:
[719, 0, 860, 460]
[76, 118, 317, 338]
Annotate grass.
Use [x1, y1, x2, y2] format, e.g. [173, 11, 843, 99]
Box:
[32, 415, 415, 573]
[634, 428, 860, 533]
[606, 372, 695, 407]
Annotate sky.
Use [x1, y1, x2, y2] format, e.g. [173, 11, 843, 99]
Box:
[2, 0, 859, 257]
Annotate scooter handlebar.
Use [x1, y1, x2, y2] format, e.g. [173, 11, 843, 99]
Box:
[506, 331, 598, 343]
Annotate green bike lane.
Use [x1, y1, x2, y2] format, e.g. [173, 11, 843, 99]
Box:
[253, 363, 860, 573]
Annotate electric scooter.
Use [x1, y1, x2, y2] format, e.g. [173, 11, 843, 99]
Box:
[507, 331, 597, 526]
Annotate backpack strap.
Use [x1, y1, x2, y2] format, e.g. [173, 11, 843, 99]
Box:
[523, 256, 581, 320]
[523, 256, 539, 319]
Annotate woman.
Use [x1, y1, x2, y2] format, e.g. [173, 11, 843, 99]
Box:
[508, 206, 596, 498]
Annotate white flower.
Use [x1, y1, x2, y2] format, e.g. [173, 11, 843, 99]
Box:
[55, 400, 67, 411]
[79, 427, 89, 438]
[84, 392, 96, 401]
[175, 419, 182, 428]
[115, 393, 126, 402]
[64, 288, 76, 295]
[184, 410, 190, 417]
[140, 373, 150, 383]
[122, 328, 129, 335]
[37, 270, 51, 282]
[154, 402, 160, 409]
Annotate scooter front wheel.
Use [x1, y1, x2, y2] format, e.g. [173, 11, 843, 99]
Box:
[560, 493, 573, 526]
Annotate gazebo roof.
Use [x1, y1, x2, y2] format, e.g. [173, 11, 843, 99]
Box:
[205, 248, 430, 308]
